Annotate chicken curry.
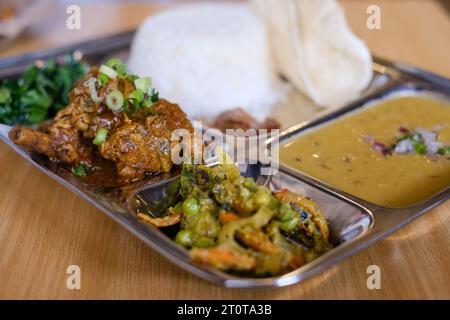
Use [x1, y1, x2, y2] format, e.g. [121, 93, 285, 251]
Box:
[9, 59, 193, 184]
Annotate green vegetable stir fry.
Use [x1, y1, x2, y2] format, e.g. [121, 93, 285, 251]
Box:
[0, 55, 88, 125]
[138, 162, 332, 276]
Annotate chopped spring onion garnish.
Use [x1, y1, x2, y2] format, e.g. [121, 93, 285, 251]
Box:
[85, 78, 102, 103]
[72, 164, 88, 177]
[150, 88, 159, 102]
[413, 141, 427, 154]
[99, 65, 118, 79]
[85, 58, 160, 116]
[106, 58, 127, 78]
[369, 127, 448, 157]
[106, 58, 122, 67]
[129, 89, 144, 103]
[105, 89, 124, 111]
[134, 77, 152, 93]
[93, 127, 109, 145]
[143, 98, 153, 108]
[98, 73, 109, 85]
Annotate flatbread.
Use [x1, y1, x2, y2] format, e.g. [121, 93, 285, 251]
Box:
[252, 0, 373, 108]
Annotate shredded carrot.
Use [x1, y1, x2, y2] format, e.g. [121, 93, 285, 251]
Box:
[289, 254, 306, 269]
[219, 211, 239, 224]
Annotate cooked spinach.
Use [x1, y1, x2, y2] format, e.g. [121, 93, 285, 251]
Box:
[0, 55, 88, 125]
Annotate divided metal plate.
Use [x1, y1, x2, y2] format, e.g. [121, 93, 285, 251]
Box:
[0, 31, 449, 287]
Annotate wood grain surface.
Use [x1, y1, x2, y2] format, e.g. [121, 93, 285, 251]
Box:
[0, 0, 449, 299]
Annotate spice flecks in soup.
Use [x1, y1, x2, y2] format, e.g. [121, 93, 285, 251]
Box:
[280, 96, 450, 207]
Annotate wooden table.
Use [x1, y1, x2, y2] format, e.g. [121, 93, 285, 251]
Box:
[1, 0, 449, 299]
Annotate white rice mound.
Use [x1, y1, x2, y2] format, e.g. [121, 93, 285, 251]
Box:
[128, 3, 285, 121]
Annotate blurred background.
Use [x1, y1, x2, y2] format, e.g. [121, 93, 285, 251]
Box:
[0, 2, 449, 52]
[1, 1, 449, 77]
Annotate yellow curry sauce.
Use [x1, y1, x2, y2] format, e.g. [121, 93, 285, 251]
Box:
[280, 96, 450, 207]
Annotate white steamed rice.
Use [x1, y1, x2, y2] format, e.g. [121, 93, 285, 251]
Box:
[128, 3, 285, 121]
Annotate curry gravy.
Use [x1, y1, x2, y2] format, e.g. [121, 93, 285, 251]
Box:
[280, 96, 450, 207]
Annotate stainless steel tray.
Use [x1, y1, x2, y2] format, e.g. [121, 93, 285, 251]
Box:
[1, 31, 449, 288]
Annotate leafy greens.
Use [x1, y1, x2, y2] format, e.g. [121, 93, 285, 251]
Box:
[0, 55, 88, 125]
